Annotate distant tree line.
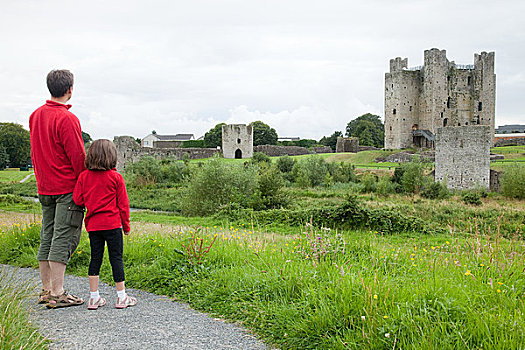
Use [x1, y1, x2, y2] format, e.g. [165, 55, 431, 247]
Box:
[196, 113, 384, 151]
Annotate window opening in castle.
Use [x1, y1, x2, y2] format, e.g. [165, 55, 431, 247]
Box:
[443, 118, 448, 127]
[478, 102, 482, 111]
[393, 108, 396, 115]
[447, 76, 450, 82]
[447, 97, 451, 108]
[409, 106, 413, 111]
[237, 138, 241, 144]
[467, 76, 471, 86]
[235, 149, 242, 159]
[476, 116, 480, 125]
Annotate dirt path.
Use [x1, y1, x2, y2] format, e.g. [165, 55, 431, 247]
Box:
[1, 264, 272, 350]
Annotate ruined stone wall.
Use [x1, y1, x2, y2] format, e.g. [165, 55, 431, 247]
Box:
[153, 140, 183, 148]
[385, 49, 496, 149]
[222, 124, 253, 159]
[336, 137, 359, 152]
[435, 126, 490, 190]
[494, 138, 525, 147]
[312, 146, 332, 154]
[113, 136, 219, 173]
[253, 145, 310, 157]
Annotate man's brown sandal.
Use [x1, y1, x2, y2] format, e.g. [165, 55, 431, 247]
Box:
[38, 289, 51, 304]
[46, 291, 84, 309]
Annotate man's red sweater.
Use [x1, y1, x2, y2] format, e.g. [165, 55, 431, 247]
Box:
[29, 100, 86, 195]
[73, 169, 131, 233]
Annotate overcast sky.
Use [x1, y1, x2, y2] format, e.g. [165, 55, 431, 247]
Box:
[1, 0, 524, 140]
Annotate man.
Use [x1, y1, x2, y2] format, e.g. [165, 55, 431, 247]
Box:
[29, 70, 86, 308]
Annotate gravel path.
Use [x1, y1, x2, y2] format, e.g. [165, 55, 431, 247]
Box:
[1, 264, 272, 350]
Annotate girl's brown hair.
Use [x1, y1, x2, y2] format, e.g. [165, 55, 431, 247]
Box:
[85, 139, 118, 171]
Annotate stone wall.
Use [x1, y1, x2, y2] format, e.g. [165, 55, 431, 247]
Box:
[153, 140, 183, 148]
[113, 136, 219, 172]
[435, 126, 490, 190]
[222, 124, 253, 159]
[494, 137, 525, 147]
[336, 137, 359, 152]
[312, 146, 332, 154]
[254, 145, 310, 157]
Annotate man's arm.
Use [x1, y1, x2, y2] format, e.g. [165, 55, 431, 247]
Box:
[73, 174, 84, 206]
[60, 115, 86, 178]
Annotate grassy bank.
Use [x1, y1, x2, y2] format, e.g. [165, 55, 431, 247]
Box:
[0, 266, 49, 349]
[1, 217, 524, 349]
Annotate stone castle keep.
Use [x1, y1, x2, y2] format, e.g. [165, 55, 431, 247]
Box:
[384, 49, 495, 149]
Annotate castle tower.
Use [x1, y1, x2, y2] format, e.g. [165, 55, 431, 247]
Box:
[384, 49, 495, 149]
[222, 124, 253, 159]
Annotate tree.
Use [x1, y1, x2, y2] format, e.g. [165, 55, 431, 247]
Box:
[345, 113, 384, 148]
[81, 131, 92, 144]
[204, 123, 226, 148]
[0, 123, 30, 167]
[0, 145, 9, 170]
[250, 121, 278, 146]
[319, 131, 343, 151]
[152, 130, 157, 135]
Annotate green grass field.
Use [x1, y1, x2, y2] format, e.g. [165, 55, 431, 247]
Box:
[1, 207, 524, 349]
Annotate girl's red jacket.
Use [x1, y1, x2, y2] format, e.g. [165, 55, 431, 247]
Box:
[73, 169, 131, 233]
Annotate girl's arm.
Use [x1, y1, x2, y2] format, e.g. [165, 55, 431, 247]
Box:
[73, 174, 84, 206]
[115, 173, 131, 233]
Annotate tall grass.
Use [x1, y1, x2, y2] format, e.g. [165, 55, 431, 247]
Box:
[0, 265, 48, 349]
[1, 220, 524, 349]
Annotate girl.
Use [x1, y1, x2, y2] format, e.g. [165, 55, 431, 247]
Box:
[73, 139, 137, 310]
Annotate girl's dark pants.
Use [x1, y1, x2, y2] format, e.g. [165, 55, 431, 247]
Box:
[88, 228, 125, 282]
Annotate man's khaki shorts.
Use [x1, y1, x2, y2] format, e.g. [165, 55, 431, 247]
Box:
[37, 192, 84, 264]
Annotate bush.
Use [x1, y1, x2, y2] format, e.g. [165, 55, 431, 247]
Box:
[251, 152, 271, 165]
[252, 166, 290, 210]
[421, 181, 449, 200]
[125, 157, 189, 186]
[500, 163, 525, 199]
[360, 173, 377, 193]
[179, 158, 258, 216]
[276, 155, 295, 173]
[292, 155, 328, 188]
[400, 161, 426, 194]
[327, 162, 356, 183]
[180, 140, 206, 148]
[462, 191, 482, 206]
[376, 175, 396, 196]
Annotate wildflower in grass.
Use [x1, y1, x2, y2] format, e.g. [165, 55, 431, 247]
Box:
[385, 333, 390, 338]
[498, 282, 503, 285]
[383, 316, 388, 319]
[497, 289, 501, 293]
[446, 241, 450, 244]
[361, 316, 366, 321]
[465, 270, 471, 276]
[373, 294, 378, 299]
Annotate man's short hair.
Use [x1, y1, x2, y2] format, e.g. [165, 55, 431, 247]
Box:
[46, 70, 74, 98]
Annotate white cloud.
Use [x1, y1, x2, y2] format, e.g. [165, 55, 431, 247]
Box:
[1, 0, 524, 140]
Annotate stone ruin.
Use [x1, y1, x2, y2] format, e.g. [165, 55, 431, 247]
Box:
[222, 124, 253, 159]
[435, 125, 490, 190]
[113, 136, 219, 173]
[336, 137, 359, 153]
[384, 49, 495, 150]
